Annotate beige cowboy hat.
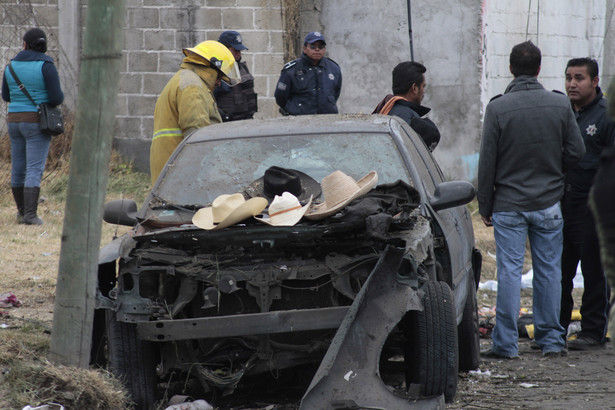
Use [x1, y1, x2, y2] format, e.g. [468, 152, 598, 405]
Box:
[305, 170, 378, 220]
[193, 193, 268, 230]
[255, 192, 313, 226]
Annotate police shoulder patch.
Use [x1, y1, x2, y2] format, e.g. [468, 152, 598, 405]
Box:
[489, 94, 503, 102]
[282, 60, 298, 71]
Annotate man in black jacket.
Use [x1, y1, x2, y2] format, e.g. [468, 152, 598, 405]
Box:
[373, 61, 440, 151]
[560, 58, 615, 350]
[274, 32, 342, 115]
[214, 30, 257, 121]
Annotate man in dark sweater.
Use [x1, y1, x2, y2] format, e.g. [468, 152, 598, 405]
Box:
[560, 58, 615, 350]
[478, 41, 585, 359]
[373, 61, 440, 151]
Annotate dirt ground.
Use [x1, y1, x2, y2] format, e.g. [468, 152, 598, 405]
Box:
[1, 196, 614, 409]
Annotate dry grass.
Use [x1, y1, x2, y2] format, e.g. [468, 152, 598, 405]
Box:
[0, 129, 151, 409]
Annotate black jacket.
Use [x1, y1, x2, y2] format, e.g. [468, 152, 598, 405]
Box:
[274, 53, 342, 115]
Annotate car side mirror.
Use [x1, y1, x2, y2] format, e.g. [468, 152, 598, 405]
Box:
[429, 181, 476, 211]
[103, 199, 138, 226]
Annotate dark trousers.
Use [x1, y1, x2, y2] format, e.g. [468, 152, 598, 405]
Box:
[560, 193, 609, 343]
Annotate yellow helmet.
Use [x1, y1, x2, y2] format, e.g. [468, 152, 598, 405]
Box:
[183, 40, 241, 85]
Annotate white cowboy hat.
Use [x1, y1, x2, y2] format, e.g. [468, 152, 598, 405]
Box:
[305, 170, 378, 220]
[193, 193, 268, 230]
[255, 192, 313, 226]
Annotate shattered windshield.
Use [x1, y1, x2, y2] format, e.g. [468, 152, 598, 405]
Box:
[154, 132, 412, 206]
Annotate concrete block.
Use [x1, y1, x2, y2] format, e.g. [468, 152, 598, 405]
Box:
[118, 73, 143, 94]
[254, 97, 281, 119]
[195, 7, 222, 28]
[252, 53, 285, 75]
[144, 30, 177, 51]
[160, 7, 197, 30]
[239, 31, 268, 52]
[159, 51, 183, 72]
[222, 8, 254, 30]
[240, 0, 280, 7]
[128, 7, 160, 29]
[124, 28, 144, 51]
[127, 95, 158, 116]
[207, 0, 236, 7]
[144, 73, 173, 95]
[128, 51, 159, 72]
[252, 74, 270, 98]
[114, 95, 129, 116]
[255, 9, 283, 30]
[112, 136, 151, 175]
[114, 116, 143, 139]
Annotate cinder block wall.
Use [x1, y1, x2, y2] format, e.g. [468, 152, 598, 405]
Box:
[114, 0, 286, 170]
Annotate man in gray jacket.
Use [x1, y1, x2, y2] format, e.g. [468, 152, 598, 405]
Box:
[478, 41, 585, 359]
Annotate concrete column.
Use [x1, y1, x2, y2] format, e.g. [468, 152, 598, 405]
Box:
[602, 0, 615, 87]
[58, 0, 81, 111]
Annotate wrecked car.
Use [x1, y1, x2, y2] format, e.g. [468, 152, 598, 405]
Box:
[93, 114, 482, 409]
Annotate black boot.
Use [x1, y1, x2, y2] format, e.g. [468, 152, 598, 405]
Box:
[23, 187, 43, 225]
[11, 186, 25, 224]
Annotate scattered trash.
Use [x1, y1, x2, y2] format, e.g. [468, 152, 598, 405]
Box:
[22, 403, 65, 410]
[41, 252, 53, 256]
[479, 280, 498, 291]
[0, 293, 22, 308]
[0, 324, 9, 329]
[519, 383, 538, 388]
[164, 400, 213, 410]
[468, 369, 491, 378]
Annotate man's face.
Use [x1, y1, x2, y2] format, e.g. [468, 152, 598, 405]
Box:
[303, 41, 326, 64]
[565, 65, 598, 109]
[228, 47, 242, 62]
[407, 75, 426, 104]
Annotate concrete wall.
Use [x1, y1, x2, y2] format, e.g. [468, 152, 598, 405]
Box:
[1, 0, 614, 181]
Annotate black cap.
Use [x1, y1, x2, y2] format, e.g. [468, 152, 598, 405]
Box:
[218, 31, 248, 51]
[23, 28, 47, 53]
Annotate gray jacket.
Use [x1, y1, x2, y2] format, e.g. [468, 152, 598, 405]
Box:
[478, 75, 585, 216]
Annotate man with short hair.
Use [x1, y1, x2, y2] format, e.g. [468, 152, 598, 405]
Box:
[214, 30, 257, 122]
[478, 41, 585, 359]
[373, 61, 441, 151]
[274, 31, 342, 115]
[560, 58, 615, 350]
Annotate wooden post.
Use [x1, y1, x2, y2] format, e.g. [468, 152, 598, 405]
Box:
[49, 0, 126, 367]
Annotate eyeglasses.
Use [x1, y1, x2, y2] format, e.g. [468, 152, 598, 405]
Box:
[307, 44, 326, 50]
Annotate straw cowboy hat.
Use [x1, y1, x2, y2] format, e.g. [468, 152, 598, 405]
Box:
[245, 166, 321, 203]
[305, 170, 378, 220]
[255, 192, 313, 226]
[193, 193, 268, 230]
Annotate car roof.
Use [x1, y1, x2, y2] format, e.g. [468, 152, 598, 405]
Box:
[187, 114, 400, 143]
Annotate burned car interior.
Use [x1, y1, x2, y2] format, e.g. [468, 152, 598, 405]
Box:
[94, 115, 480, 409]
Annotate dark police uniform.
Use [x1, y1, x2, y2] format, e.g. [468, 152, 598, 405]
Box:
[560, 87, 615, 345]
[214, 60, 257, 121]
[274, 53, 342, 115]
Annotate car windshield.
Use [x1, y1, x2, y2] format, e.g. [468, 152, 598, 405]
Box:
[154, 132, 412, 206]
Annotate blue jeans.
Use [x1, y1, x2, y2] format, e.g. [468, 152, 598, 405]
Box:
[9, 122, 51, 188]
[491, 202, 566, 356]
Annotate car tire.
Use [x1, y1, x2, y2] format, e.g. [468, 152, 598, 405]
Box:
[106, 310, 158, 409]
[404, 281, 458, 402]
[458, 274, 480, 372]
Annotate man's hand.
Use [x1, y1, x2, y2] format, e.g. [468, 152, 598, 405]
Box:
[481, 215, 493, 227]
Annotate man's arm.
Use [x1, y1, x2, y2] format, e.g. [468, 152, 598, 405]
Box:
[561, 107, 585, 172]
[274, 66, 293, 109]
[477, 103, 498, 222]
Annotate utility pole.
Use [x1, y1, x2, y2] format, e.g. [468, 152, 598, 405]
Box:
[49, 0, 125, 367]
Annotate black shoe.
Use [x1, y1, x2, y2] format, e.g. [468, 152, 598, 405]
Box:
[480, 349, 519, 360]
[567, 336, 605, 351]
[543, 348, 568, 358]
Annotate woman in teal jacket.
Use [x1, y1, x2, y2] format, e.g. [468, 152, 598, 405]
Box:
[2, 28, 64, 225]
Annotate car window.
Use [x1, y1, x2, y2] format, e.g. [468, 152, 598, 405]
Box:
[398, 127, 445, 194]
[155, 133, 413, 206]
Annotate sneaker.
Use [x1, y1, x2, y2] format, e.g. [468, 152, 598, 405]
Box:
[567, 335, 605, 351]
[480, 349, 519, 360]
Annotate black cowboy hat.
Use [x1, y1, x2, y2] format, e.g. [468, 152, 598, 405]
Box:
[244, 166, 321, 203]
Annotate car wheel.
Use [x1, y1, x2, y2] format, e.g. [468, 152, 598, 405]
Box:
[458, 274, 480, 372]
[404, 281, 458, 402]
[106, 310, 158, 409]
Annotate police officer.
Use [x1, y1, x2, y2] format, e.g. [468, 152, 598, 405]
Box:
[275, 32, 342, 115]
[214, 30, 257, 121]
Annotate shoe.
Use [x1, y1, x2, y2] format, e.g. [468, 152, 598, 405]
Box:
[543, 348, 568, 358]
[480, 349, 519, 360]
[567, 336, 605, 351]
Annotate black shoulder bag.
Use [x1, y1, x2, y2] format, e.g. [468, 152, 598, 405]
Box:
[8, 63, 64, 136]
